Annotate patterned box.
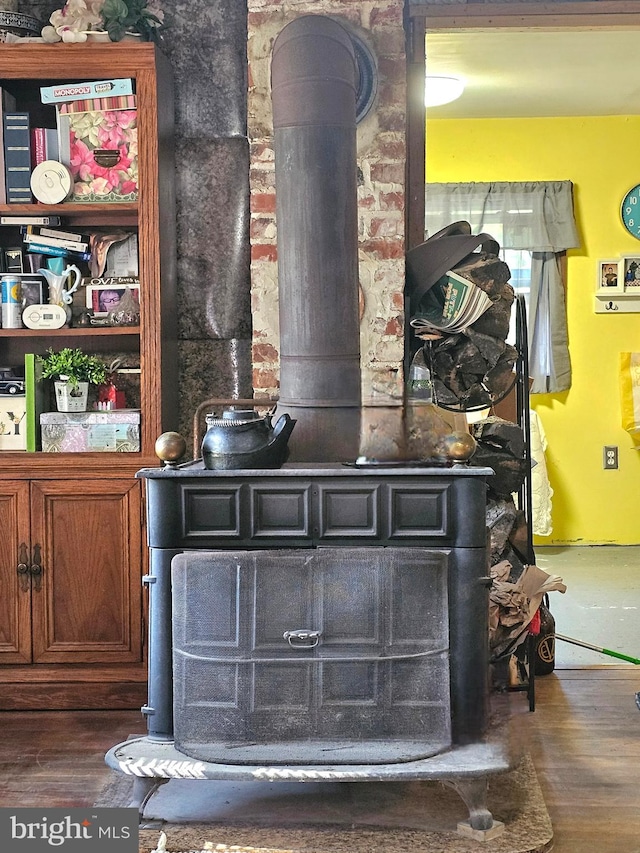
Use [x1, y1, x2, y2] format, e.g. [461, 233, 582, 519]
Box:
[40, 410, 140, 452]
[65, 107, 138, 202]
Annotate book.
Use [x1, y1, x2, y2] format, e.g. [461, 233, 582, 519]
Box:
[45, 128, 59, 163]
[0, 86, 17, 205]
[23, 230, 89, 253]
[30, 127, 46, 169]
[3, 111, 32, 203]
[25, 242, 91, 262]
[409, 269, 493, 335]
[22, 225, 90, 245]
[1, 215, 61, 226]
[24, 354, 45, 452]
[40, 77, 134, 104]
[55, 107, 70, 167]
[0, 392, 27, 451]
[36, 225, 88, 243]
[58, 94, 137, 114]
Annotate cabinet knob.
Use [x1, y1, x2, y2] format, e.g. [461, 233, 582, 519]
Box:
[17, 563, 29, 592]
[30, 564, 42, 592]
[30, 544, 43, 591]
[17, 543, 30, 591]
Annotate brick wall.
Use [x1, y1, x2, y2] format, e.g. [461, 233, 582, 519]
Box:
[247, 0, 406, 399]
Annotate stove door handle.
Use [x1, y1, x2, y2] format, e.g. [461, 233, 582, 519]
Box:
[283, 629, 321, 649]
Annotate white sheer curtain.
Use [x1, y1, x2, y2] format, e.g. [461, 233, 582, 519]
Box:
[425, 181, 580, 393]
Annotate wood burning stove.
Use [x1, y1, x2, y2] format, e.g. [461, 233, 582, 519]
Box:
[106, 17, 518, 839]
[105, 461, 517, 837]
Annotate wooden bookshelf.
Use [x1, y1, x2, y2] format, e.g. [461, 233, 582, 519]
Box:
[0, 43, 176, 710]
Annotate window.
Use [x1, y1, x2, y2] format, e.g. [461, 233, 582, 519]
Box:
[424, 181, 580, 392]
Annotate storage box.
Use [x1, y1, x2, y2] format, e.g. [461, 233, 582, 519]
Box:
[40, 410, 140, 452]
[63, 107, 138, 202]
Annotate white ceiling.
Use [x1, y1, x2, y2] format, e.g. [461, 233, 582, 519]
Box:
[425, 29, 640, 119]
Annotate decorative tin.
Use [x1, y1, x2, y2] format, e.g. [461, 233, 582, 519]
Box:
[40, 410, 141, 452]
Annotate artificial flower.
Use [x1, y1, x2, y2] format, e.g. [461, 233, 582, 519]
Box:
[41, 0, 167, 43]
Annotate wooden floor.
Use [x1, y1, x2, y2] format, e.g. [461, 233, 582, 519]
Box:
[0, 668, 638, 852]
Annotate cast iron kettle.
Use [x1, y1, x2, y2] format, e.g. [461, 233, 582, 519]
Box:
[201, 406, 296, 470]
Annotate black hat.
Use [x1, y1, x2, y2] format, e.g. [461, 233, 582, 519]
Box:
[406, 221, 500, 313]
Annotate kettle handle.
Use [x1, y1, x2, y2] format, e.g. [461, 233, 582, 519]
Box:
[272, 413, 292, 437]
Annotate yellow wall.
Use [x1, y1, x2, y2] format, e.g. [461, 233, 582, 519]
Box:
[427, 115, 640, 544]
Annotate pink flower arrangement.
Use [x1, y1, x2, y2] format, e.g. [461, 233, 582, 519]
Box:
[68, 108, 138, 201]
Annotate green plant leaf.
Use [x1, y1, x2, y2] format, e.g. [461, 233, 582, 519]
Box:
[37, 348, 108, 389]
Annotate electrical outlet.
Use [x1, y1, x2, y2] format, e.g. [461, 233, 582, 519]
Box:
[603, 446, 618, 469]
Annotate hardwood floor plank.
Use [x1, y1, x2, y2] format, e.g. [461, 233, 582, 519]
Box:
[0, 671, 639, 850]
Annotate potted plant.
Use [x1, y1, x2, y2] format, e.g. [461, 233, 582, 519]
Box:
[38, 348, 108, 413]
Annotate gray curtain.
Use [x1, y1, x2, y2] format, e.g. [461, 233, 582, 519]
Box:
[425, 181, 580, 393]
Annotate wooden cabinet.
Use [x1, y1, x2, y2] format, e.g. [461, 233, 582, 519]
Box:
[0, 44, 176, 708]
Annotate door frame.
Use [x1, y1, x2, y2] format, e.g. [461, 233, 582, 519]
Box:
[405, 1, 640, 250]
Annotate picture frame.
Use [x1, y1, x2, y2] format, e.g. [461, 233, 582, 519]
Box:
[85, 282, 140, 319]
[596, 259, 623, 294]
[18, 275, 44, 309]
[621, 256, 640, 293]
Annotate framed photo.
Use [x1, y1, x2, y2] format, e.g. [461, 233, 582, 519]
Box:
[18, 275, 44, 309]
[621, 256, 640, 292]
[596, 259, 623, 294]
[85, 282, 140, 319]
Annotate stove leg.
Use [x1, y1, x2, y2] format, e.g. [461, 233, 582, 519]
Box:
[444, 777, 505, 839]
[129, 776, 169, 819]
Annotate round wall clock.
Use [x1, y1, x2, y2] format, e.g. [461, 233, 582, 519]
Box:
[621, 184, 640, 239]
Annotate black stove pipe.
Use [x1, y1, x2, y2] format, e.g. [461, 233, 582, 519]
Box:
[271, 15, 361, 462]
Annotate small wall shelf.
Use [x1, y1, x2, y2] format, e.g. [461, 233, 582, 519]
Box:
[594, 293, 640, 314]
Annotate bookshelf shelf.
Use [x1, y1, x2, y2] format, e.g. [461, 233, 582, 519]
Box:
[0, 203, 138, 215]
[0, 327, 140, 337]
[0, 44, 176, 712]
[0, 203, 138, 227]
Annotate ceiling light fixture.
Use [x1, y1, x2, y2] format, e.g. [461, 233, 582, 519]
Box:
[425, 75, 465, 108]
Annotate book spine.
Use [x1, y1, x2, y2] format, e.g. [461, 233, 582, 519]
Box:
[40, 78, 134, 104]
[29, 225, 88, 243]
[30, 127, 46, 169]
[0, 87, 17, 206]
[24, 234, 89, 253]
[44, 128, 59, 163]
[23, 229, 88, 252]
[3, 112, 32, 204]
[1, 216, 61, 225]
[24, 353, 36, 452]
[55, 108, 70, 168]
[25, 242, 91, 262]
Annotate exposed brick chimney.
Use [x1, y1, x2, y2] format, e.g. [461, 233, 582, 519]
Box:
[248, 0, 407, 402]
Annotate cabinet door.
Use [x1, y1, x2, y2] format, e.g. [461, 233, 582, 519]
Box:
[0, 482, 31, 663]
[30, 479, 143, 665]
